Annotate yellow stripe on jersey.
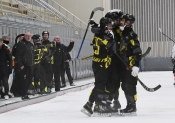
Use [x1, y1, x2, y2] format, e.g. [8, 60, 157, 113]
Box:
[134, 94, 137, 101]
[130, 39, 135, 46]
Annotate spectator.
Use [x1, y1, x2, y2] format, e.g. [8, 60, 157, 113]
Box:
[10, 35, 24, 97]
[15, 32, 34, 100]
[60, 52, 75, 87]
[0, 38, 12, 100]
[2, 34, 10, 45]
[53, 36, 74, 91]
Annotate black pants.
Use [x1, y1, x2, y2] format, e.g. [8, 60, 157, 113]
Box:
[33, 64, 40, 88]
[11, 64, 22, 96]
[40, 62, 53, 88]
[121, 64, 137, 104]
[61, 62, 73, 85]
[121, 66, 137, 96]
[53, 65, 61, 91]
[92, 62, 110, 104]
[33, 64, 47, 89]
[40, 64, 48, 89]
[0, 74, 9, 95]
[108, 57, 124, 101]
[20, 66, 33, 97]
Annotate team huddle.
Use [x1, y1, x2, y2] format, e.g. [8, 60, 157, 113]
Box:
[81, 9, 142, 117]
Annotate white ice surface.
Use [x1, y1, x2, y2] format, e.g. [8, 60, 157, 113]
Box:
[0, 71, 175, 123]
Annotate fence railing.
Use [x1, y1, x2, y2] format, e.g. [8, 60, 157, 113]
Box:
[36, 0, 87, 28]
[47, 0, 87, 28]
[0, 0, 87, 28]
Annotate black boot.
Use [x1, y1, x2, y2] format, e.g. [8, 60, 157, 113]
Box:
[81, 101, 93, 117]
[93, 104, 111, 117]
[105, 102, 113, 113]
[60, 84, 66, 88]
[119, 94, 137, 116]
[120, 103, 137, 115]
[70, 82, 75, 86]
[21, 95, 30, 100]
[111, 100, 121, 114]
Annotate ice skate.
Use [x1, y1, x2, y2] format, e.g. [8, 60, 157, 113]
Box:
[81, 102, 93, 117]
[92, 104, 111, 117]
[119, 103, 137, 116]
[111, 100, 121, 116]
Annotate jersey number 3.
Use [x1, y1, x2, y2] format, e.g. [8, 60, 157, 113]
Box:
[94, 38, 100, 55]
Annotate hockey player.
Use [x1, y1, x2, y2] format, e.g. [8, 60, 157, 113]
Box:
[32, 34, 47, 94]
[40, 31, 55, 93]
[118, 14, 142, 115]
[81, 17, 114, 117]
[171, 44, 175, 86]
[104, 9, 124, 113]
[83, 10, 124, 115]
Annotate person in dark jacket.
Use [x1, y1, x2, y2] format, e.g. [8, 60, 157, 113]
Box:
[60, 52, 75, 87]
[10, 35, 24, 97]
[15, 32, 34, 100]
[0, 38, 12, 100]
[53, 36, 74, 91]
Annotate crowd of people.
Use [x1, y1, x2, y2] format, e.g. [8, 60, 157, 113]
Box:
[0, 31, 75, 100]
[81, 9, 142, 116]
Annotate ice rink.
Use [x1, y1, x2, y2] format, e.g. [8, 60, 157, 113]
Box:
[0, 71, 175, 123]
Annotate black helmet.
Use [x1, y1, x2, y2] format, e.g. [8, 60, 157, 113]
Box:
[99, 17, 112, 29]
[42, 31, 49, 36]
[105, 12, 113, 19]
[122, 14, 135, 25]
[106, 9, 124, 20]
[32, 34, 41, 42]
[118, 11, 124, 18]
[105, 12, 119, 21]
[32, 34, 40, 40]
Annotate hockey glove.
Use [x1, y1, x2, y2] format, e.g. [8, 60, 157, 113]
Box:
[88, 19, 98, 27]
[131, 66, 139, 77]
[171, 58, 175, 64]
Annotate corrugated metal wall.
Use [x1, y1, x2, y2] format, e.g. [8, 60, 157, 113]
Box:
[111, 0, 175, 57]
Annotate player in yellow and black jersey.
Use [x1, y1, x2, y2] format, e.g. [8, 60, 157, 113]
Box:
[81, 17, 115, 116]
[119, 14, 142, 115]
[31, 34, 47, 94]
[40, 31, 55, 93]
[83, 10, 124, 115]
[104, 10, 124, 113]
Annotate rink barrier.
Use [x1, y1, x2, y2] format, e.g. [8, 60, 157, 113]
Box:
[0, 82, 94, 114]
[141, 57, 173, 71]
